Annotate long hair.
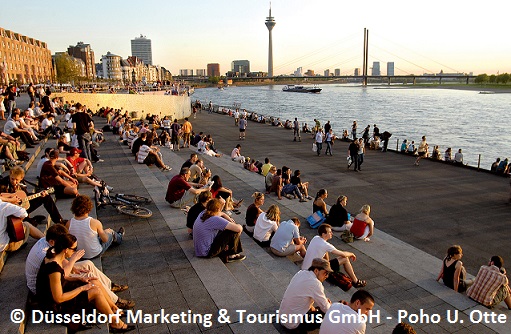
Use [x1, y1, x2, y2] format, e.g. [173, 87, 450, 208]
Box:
[201, 198, 224, 221]
[46, 234, 76, 259]
[266, 204, 280, 223]
[336, 195, 347, 205]
[359, 204, 371, 215]
[211, 175, 222, 191]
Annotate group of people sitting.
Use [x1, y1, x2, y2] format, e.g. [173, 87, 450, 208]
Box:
[437, 245, 511, 310]
[491, 157, 510, 174]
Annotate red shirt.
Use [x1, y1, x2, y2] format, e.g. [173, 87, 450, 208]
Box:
[165, 175, 191, 203]
[67, 156, 85, 172]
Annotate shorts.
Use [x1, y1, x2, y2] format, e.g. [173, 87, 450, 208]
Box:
[271, 244, 298, 257]
[418, 151, 426, 157]
[490, 284, 510, 307]
[239, 129, 246, 133]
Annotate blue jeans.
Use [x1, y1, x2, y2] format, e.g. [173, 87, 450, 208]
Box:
[282, 184, 302, 198]
[77, 134, 92, 161]
[98, 230, 123, 256]
[325, 141, 332, 155]
[316, 142, 322, 156]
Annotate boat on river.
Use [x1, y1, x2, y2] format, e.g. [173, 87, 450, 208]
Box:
[282, 85, 322, 93]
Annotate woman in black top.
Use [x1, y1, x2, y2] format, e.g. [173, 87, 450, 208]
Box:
[312, 189, 328, 216]
[325, 195, 351, 231]
[437, 245, 471, 293]
[36, 234, 135, 332]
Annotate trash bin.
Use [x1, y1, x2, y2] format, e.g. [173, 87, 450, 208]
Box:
[130, 111, 138, 119]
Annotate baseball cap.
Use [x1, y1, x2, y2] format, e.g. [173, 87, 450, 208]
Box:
[312, 258, 333, 273]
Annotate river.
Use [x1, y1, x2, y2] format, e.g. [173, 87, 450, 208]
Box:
[192, 84, 511, 170]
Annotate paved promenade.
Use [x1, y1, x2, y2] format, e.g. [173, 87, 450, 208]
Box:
[91, 109, 509, 334]
[1, 95, 509, 334]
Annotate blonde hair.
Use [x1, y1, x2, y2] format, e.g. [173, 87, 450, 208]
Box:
[359, 204, 371, 215]
[266, 204, 280, 223]
[252, 192, 264, 201]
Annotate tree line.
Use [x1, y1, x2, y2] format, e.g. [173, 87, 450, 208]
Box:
[474, 73, 510, 84]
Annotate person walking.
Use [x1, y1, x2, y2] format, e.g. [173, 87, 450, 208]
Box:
[415, 136, 429, 166]
[315, 128, 324, 156]
[239, 116, 247, 140]
[293, 118, 301, 142]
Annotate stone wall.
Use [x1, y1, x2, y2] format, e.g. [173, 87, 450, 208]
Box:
[54, 93, 191, 120]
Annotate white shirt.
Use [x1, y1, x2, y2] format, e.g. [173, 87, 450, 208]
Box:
[68, 217, 102, 259]
[137, 145, 151, 163]
[25, 238, 50, 294]
[270, 220, 300, 252]
[302, 236, 336, 270]
[454, 152, 463, 163]
[320, 303, 366, 334]
[230, 147, 241, 159]
[253, 212, 278, 242]
[41, 118, 53, 131]
[279, 270, 332, 329]
[0, 201, 28, 252]
[3, 119, 17, 135]
[315, 132, 324, 143]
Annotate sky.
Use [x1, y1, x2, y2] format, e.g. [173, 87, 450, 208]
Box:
[2, 0, 511, 76]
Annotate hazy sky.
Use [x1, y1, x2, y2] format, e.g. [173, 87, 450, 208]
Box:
[2, 1, 510, 76]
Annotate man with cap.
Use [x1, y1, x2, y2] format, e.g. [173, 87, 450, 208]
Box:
[279, 258, 333, 332]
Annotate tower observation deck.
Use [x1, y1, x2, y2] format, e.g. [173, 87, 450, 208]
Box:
[265, 6, 276, 78]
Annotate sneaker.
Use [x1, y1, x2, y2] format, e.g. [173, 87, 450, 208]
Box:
[161, 165, 172, 171]
[226, 254, 246, 263]
[96, 159, 105, 163]
[106, 185, 114, 191]
[118, 227, 125, 237]
[285, 194, 294, 200]
[299, 198, 308, 202]
[225, 210, 233, 216]
[306, 196, 314, 200]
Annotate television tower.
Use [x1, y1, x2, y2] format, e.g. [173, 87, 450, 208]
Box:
[265, 4, 276, 77]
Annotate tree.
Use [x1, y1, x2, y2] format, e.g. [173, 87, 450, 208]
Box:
[208, 76, 221, 84]
[496, 73, 510, 84]
[55, 53, 81, 83]
[474, 74, 488, 84]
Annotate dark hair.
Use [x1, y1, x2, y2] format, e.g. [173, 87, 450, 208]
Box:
[46, 234, 76, 259]
[318, 224, 331, 236]
[46, 224, 68, 242]
[70, 195, 93, 216]
[236, 144, 241, 149]
[446, 245, 462, 261]
[315, 189, 327, 201]
[198, 190, 212, 203]
[264, 157, 270, 164]
[276, 168, 282, 176]
[294, 169, 301, 177]
[350, 289, 374, 305]
[392, 322, 417, 334]
[491, 255, 504, 268]
[211, 175, 222, 191]
[290, 217, 301, 227]
[179, 167, 190, 176]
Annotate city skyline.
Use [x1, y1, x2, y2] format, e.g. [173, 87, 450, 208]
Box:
[2, 1, 510, 76]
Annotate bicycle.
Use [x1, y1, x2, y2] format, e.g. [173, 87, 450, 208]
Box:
[94, 186, 153, 218]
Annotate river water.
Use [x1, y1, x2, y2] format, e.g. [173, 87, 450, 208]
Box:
[192, 84, 511, 170]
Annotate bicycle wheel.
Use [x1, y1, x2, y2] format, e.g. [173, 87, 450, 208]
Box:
[116, 205, 152, 218]
[116, 194, 151, 204]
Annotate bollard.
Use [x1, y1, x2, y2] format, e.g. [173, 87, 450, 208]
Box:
[396, 138, 400, 151]
[477, 154, 481, 170]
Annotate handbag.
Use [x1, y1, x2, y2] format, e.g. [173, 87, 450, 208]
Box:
[312, 143, 317, 152]
[306, 211, 325, 228]
[341, 230, 354, 243]
[347, 156, 352, 167]
[327, 272, 353, 291]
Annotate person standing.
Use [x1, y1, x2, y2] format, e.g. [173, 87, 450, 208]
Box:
[239, 116, 247, 140]
[181, 117, 192, 148]
[357, 138, 365, 170]
[325, 128, 334, 156]
[415, 136, 429, 166]
[293, 117, 301, 142]
[348, 140, 359, 171]
[351, 120, 357, 140]
[315, 128, 324, 156]
[27, 83, 36, 104]
[171, 118, 181, 151]
[234, 109, 240, 126]
[71, 103, 93, 161]
[4, 84, 16, 119]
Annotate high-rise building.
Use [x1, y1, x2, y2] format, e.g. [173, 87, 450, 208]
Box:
[207, 63, 220, 77]
[387, 62, 394, 76]
[180, 69, 193, 76]
[324, 69, 330, 77]
[101, 51, 121, 80]
[371, 62, 380, 76]
[131, 34, 152, 65]
[0, 27, 53, 84]
[231, 60, 250, 76]
[265, 5, 276, 77]
[196, 69, 206, 77]
[294, 67, 303, 77]
[334, 69, 341, 76]
[354, 68, 361, 76]
[67, 42, 96, 78]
